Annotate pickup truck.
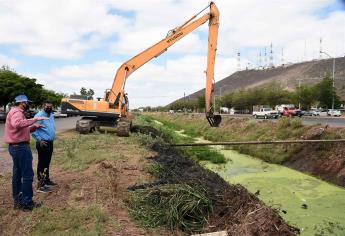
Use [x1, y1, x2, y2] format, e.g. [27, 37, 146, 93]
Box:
[281, 107, 303, 117]
[253, 108, 279, 119]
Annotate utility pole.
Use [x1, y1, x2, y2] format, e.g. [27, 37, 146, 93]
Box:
[219, 86, 225, 113]
[320, 51, 336, 111]
[298, 79, 302, 109]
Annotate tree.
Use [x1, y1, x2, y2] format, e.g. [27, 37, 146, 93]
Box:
[80, 87, 87, 95]
[80, 87, 94, 97]
[197, 95, 205, 109]
[87, 89, 94, 97]
[295, 84, 317, 109]
[315, 74, 341, 108]
[0, 67, 63, 110]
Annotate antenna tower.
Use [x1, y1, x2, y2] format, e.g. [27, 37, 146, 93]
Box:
[269, 42, 274, 68]
[237, 52, 241, 71]
[264, 47, 267, 69]
[281, 48, 284, 67]
[319, 37, 323, 59]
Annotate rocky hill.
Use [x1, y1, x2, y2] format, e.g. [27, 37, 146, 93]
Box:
[185, 57, 345, 100]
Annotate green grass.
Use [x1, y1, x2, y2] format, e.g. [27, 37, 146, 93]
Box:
[145, 163, 164, 177]
[144, 113, 335, 164]
[134, 115, 226, 164]
[53, 132, 127, 171]
[29, 205, 115, 236]
[128, 184, 212, 232]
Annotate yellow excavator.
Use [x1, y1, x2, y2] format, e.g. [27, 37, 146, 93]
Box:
[61, 2, 221, 135]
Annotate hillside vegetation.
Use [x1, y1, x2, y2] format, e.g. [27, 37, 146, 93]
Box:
[190, 57, 345, 100]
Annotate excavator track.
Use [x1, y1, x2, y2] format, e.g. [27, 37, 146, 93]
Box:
[117, 120, 131, 137]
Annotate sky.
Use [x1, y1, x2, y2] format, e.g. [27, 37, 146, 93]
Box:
[0, 0, 344, 108]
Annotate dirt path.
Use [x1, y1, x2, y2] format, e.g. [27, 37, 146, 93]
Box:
[0, 147, 11, 176]
[0, 131, 169, 236]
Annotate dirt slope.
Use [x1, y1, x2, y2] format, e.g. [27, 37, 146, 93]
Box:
[185, 57, 345, 100]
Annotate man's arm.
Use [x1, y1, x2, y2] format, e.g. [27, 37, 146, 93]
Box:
[10, 111, 38, 128]
[10, 110, 48, 129]
[30, 123, 44, 134]
[31, 112, 44, 139]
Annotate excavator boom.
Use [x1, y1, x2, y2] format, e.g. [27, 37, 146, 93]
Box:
[61, 2, 221, 136]
[108, 2, 221, 126]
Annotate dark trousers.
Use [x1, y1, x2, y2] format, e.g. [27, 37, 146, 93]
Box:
[8, 143, 34, 205]
[36, 141, 53, 187]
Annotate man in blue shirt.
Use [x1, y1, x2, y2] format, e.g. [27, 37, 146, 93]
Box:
[32, 100, 57, 193]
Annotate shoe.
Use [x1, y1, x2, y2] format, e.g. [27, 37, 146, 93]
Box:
[20, 201, 42, 211]
[37, 185, 52, 193]
[45, 180, 58, 187]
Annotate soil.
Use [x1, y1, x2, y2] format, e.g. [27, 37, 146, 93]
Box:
[0, 124, 303, 235]
[133, 126, 299, 235]
[0, 133, 170, 236]
[286, 126, 345, 187]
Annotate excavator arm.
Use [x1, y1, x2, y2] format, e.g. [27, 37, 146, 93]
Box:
[108, 2, 221, 127]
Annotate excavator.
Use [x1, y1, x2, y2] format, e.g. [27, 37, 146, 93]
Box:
[61, 2, 221, 136]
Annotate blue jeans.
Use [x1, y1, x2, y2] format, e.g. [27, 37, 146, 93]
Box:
[8, 143, 34, 206]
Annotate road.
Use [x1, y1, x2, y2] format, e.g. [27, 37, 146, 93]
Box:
[220, 114, 345, 127]
[0, 116, 80, 145]
[1, 115, 344, 142]
[301, 116, 345, 127]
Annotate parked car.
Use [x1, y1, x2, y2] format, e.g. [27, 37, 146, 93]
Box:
[301, 110, 313, 116]
[54, 109, 68, 118]
[312, 109, 328, 116]
[252, 108, 279, 119]
[281, 107, 303, 117]
[0, 111, 7, 122]
[276, 104, 295, 114]
[327, 109, 341, 117]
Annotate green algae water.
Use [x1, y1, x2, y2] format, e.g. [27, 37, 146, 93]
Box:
[204, 149, 345, 236]
[150, 118, 345, 235]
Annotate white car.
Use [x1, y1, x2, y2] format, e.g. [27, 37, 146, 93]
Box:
[54, 111, 68, 118]
[327, 109, 341, 117]
[312, 109, 328, 116]
[253, 108, 279, 119]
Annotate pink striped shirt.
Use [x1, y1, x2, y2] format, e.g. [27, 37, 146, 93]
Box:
[3, 107, 39, 144]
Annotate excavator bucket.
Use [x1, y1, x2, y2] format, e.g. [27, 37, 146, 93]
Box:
[207, 114, 222, 127]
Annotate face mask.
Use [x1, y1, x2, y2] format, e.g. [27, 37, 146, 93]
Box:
[44, 108, 52, 115]
[23, 102, 30, 111]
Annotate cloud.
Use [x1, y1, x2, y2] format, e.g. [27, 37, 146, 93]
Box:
[28, 54, 236, 108]
[1, 0, 344, 108]
[215, 0, 345, 63]
[0, 0, 130, 59]
[0, 54, 20, 68]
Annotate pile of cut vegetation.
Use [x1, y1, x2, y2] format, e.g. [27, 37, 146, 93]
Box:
[128, 125, 299, 235]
